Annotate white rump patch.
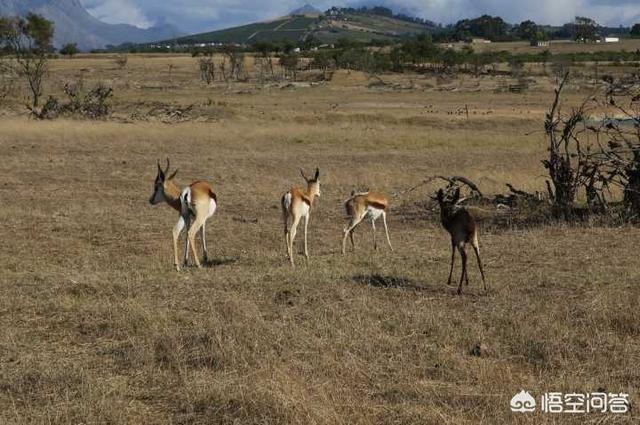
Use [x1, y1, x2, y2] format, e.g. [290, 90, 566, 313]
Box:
[180, 187, 193, 216]
[207, 197, 217, 218]
[283, 191, 292, 211]
[365, 205, 384, 222]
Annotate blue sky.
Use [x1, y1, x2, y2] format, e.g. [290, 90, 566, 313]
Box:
[79, 0, 640, 32]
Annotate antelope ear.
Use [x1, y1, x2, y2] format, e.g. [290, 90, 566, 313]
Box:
[168, 169, 178, 180]
[453, 187, 460, 202]
[314, 167, 320, 180]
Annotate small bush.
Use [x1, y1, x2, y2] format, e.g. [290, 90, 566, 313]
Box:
[59, 43, 79, 58]
[32, 80, 113, 120]
[114, 54, 128, 69]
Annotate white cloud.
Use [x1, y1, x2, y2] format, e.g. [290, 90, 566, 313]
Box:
[81, 0, 152, 28]
[585, 4, 640, 28]
[383, 0, 635, 26]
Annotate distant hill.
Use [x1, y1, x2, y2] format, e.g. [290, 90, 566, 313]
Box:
[148, 7, 437, 47]
[0, 0, 183, 50]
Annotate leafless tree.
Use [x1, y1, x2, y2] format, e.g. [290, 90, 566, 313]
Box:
[219, 58, 228, 82]
[222, 45, 245, 81]
[542, 72, 640, 220]
[0, 14, 54, 110]
[542, 73, 593, 218]
[280, 53, 300, 81]
[198, 56, 215, 84]
[581, 75, 640, 217]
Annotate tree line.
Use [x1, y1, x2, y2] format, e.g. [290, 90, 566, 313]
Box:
[306, 35, 640, 75]
[432, 15, 633, 44]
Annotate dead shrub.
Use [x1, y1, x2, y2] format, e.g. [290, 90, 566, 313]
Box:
[31, 80, 113, 120]
[113, 54, 128, 69]
[0, 62, 16, 104]
[198, 56, 215, 84]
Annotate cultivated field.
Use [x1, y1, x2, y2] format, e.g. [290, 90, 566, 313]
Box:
[0, 55, 639, 424]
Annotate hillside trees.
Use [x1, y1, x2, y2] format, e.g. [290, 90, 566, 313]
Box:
[453, 15, 509, 41]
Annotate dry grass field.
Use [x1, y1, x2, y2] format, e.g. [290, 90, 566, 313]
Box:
[0, 55, 639, 424]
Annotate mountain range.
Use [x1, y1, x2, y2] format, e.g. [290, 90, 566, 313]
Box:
[0, 0, 182, 50]
[1, 1, 439, 50]
[153, 6, 439, 47]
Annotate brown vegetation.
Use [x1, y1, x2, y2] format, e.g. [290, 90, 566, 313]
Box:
[0, 54, 638, 424]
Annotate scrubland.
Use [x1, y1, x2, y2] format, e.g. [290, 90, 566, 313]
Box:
[0, 55, 638, 424]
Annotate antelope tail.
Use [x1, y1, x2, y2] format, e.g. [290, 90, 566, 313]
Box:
[282, 192, 292, 211]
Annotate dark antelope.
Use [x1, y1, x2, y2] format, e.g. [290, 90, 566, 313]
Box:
[436, 188, 487, 295]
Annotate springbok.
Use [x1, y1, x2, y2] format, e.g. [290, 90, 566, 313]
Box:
[149, 159, 217, 271]
[435, 188, 487, 295]
[281, 168, 320, 267]
[342, 191, 393, 255]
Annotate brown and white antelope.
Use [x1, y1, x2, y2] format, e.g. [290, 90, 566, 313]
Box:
[342, 191, 393, 255]
[435, 188, 487, 295]
[281, 168, 321, 267]
[149, 159, 217, 271]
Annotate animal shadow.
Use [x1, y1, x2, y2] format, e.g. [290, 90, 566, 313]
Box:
[202, 256, 239, 267]
[352, 274, 433, 292]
